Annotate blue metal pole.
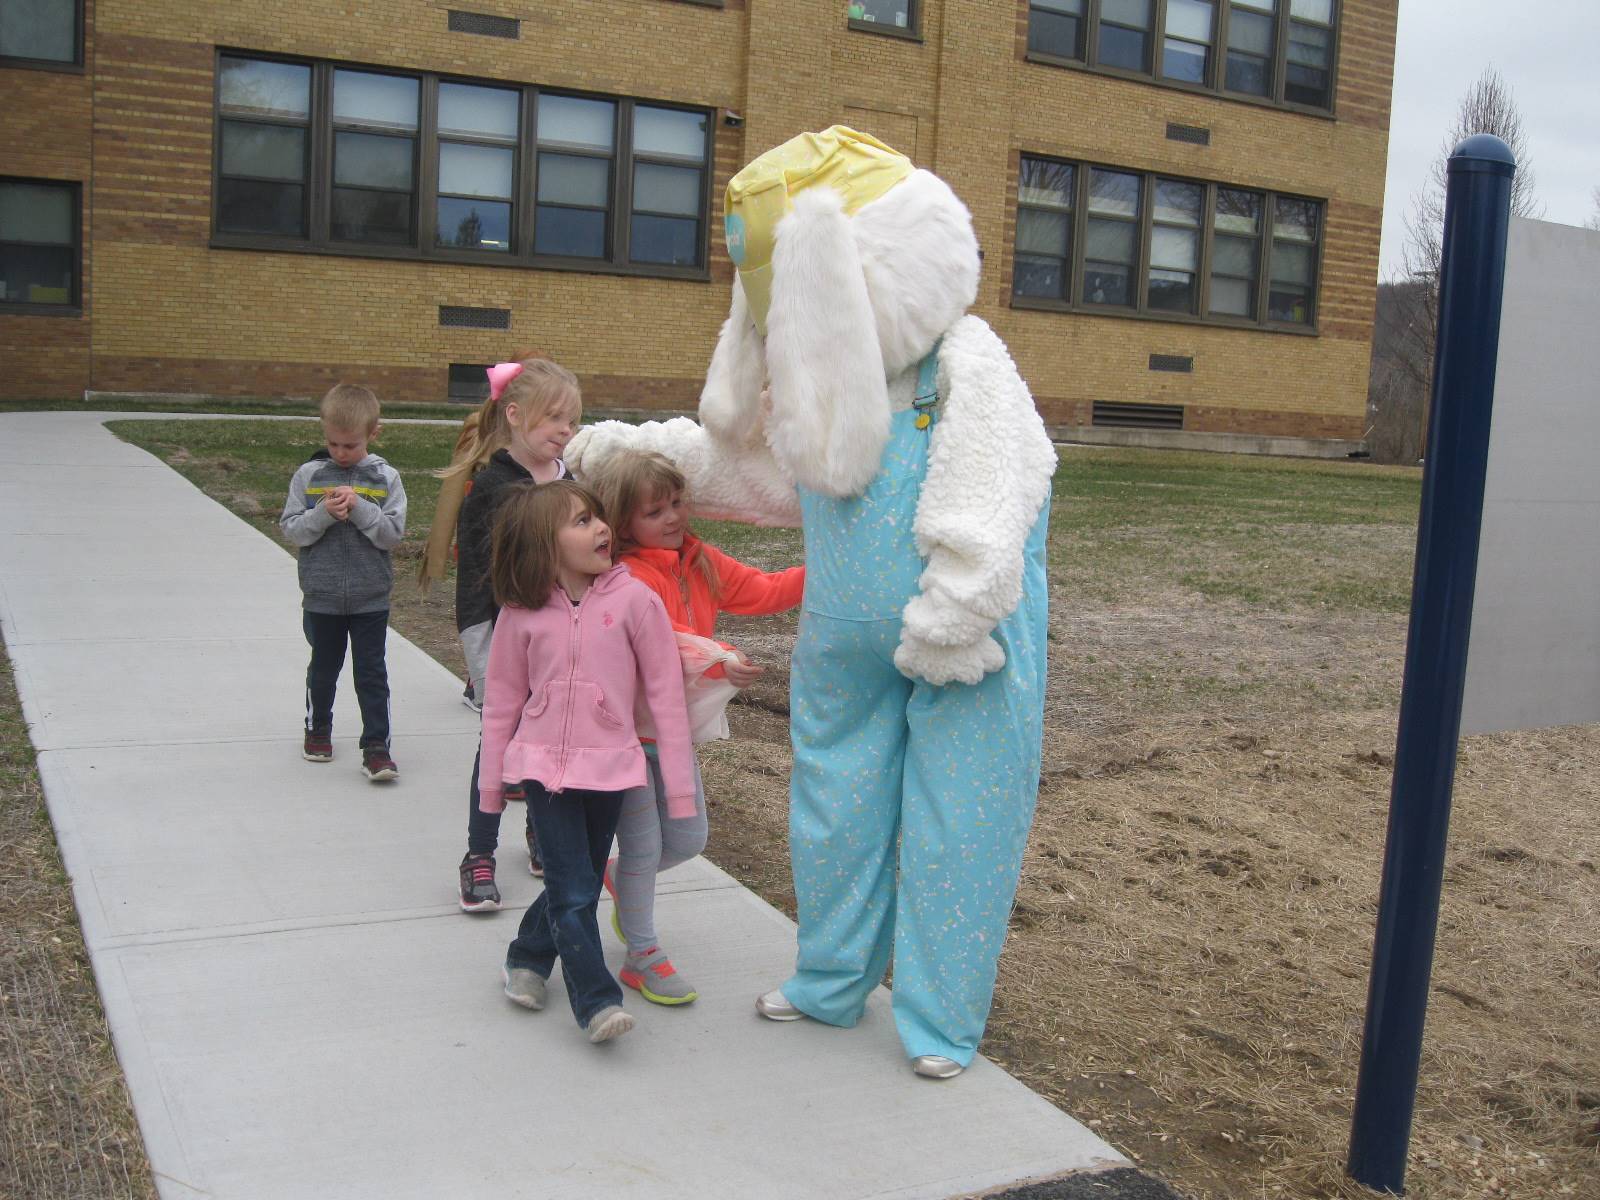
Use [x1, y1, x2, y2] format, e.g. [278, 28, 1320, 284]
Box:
[1346, 134, 1516, 1193]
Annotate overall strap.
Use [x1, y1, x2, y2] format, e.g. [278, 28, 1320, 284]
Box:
[912, 337, 943, 430]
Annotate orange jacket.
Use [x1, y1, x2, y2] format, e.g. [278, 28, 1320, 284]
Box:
[619, 535, 803, 674]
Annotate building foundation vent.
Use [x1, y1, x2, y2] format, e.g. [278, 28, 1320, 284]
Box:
[448, 363, 492, 403]
[1148, 354, 1194, 373]
[448, 10, 520, 38]
[1092, 402, 1185, 430]
[439, 305, 510, 330]
[1165, 122, 1211, 146]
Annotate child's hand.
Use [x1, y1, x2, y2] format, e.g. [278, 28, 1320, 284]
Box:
[325, 486, 356, 520]
[723, 652, 764, 689]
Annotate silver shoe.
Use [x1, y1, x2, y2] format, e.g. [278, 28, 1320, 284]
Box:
[502, 965, 546, 1010]
[911, 1055, 965, 1079]
[755, 989, 806, 1021]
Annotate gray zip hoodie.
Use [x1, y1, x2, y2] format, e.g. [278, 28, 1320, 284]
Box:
[279, 450, 408, 614]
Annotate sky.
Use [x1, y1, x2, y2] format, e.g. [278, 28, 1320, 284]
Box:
[1377, 0, 1599, 279]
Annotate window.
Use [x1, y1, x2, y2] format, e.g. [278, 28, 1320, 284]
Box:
[0, 0, 79, 66]
[331, 70, 419, 245]
[1012, 154, 1322, 330]
[1098, 0, 1152, 72]
[535, 93, 615, 259]
[0, 179, 78, 308]
[1147, 178, 1202, 313]
[1286, 0, 1334, 108]
[437, 82, 519, 252]
[1162, 0, 1216, 84]
[448, 363, 492, 402]
[1026, 0, 1337, 112]
[1268, 196, 1319, 324]
[211, 53, 714, 277]
[217, 57, 311, 237]
[1224, 0, 1275, 96]
[1084, 168, 1140, 307]
[630, 106, 710, 266]
[1014, 158, 1074, 300]
[1028, 1, 1085, 60]
[848, 1, 917, 34]
[1209, 188, 1261, 318]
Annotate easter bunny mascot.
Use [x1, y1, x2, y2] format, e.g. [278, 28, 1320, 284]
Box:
[567, 127, 1057, 1079]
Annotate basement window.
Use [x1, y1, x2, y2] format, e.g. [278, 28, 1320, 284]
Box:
[1092, 401, 1185, 429]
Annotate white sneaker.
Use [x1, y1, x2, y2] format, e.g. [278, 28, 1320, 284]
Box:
[585, 1005, 634, 1043]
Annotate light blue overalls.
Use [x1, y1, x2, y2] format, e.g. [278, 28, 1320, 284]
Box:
[781, 347, 1051, 1066]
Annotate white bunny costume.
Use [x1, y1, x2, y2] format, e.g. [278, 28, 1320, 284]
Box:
[569, 127, 1056, 1071]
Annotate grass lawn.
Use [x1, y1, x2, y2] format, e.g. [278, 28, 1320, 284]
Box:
[6, 412, 1597, 1200]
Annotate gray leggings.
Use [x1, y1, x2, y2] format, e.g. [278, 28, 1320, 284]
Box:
[612, 753, 707, 955]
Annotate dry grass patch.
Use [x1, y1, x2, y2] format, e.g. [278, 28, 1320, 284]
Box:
[0, 650, 156, 1200]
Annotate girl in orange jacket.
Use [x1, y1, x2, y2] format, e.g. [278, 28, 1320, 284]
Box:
[589, 450, 803, 1005]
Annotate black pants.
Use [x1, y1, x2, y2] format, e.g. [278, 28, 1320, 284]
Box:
[303, 610, 390, 749]
[467, 745, 535, 856]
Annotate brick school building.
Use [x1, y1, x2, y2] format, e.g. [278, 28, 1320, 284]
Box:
[1, 0, 1394, 450]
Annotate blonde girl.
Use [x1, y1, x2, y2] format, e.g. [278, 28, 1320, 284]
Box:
[590, 450, 803, 1005]
[420, 357, 583, 911]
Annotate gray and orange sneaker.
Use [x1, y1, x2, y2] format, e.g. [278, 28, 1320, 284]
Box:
[620, 946, 698, 1006]
[302, 730, 333, 763]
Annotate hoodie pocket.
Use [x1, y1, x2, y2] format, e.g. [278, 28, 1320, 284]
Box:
[567, 681, 626, 745]
[523, 682, 553, 720]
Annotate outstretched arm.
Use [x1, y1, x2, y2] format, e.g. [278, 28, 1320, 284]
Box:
[567, 416, 802, 528]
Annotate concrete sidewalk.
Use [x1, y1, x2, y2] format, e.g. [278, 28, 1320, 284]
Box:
[1, 411, 1160, 1200]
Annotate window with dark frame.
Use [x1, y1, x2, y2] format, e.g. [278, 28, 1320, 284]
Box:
[1028, 0, 1085, 60]
[1026, 0, 1338, 113]
[0, 0, 80, 66]
[1161, 0, 1216, 84]
[331, 69, 420, 245]
[437, 81, 519, 253]
[1013, 153, 1321, 330]
[0, 178, 78, 307]
[211, 53, 713, 277]
[217, 57, 311, 237]
[847, 1, 918, 34]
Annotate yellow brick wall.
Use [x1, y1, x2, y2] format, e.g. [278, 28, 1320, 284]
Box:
[0, 0, 95, 397]
[4, 0, 1397, 441]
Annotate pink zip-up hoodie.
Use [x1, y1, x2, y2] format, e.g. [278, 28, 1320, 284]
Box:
[478, 564, 695, 816]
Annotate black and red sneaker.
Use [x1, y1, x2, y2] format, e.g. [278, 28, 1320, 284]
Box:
[361, 746, 399, 782]
[302, 730, 333, 763]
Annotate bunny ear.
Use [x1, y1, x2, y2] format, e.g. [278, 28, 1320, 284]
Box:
[697, 276, 768, 450]
[763, 186, 889, 498]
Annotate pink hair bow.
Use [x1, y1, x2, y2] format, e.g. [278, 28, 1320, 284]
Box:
[486, 362, 524, 402]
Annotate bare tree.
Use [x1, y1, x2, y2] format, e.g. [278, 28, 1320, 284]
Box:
[1382, 67, 1542, 453]
[1587, 186, 1600, 232]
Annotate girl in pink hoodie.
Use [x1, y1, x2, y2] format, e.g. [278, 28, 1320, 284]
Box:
[480, 480, 694, 1044]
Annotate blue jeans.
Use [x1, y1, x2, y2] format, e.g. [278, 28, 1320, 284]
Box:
[505, 782, 625, 1027]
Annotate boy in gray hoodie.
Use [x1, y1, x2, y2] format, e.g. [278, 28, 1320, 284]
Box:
[279, 384, 408, 781]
